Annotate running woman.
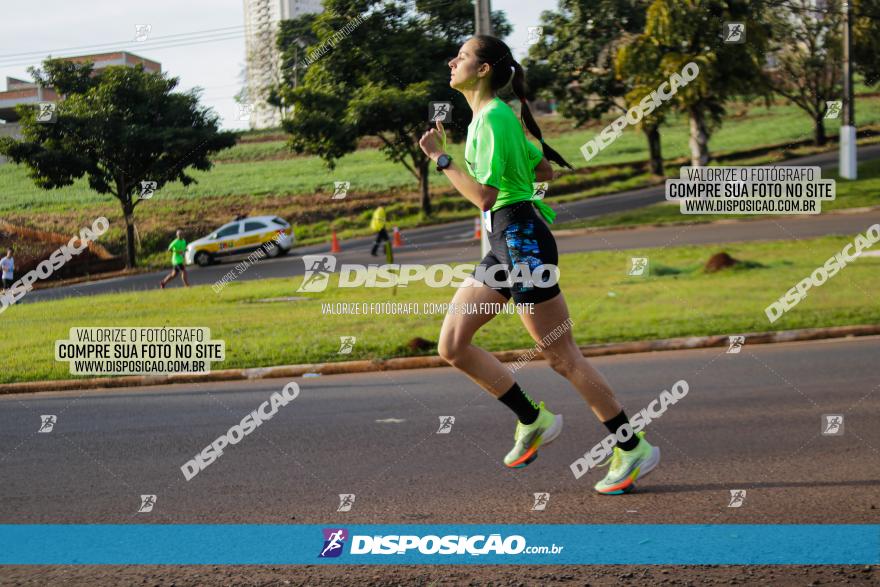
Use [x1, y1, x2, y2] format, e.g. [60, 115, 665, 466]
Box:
[418, 36, 660, 494]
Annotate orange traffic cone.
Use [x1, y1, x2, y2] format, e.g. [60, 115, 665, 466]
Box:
[473, 217, 481, 240]
[330, 229, 341, 253]
[392, 226, 403, 248]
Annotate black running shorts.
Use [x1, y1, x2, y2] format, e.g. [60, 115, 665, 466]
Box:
[472, 201, 561, 305]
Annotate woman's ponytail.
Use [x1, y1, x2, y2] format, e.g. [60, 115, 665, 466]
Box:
[510, 61, 572, 169]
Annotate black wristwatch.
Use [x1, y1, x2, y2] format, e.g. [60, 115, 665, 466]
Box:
[436, 153, 452, 172]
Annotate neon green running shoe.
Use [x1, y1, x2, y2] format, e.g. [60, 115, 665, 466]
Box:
[503, 402, 564, 468]
[593, 431, 660, 495]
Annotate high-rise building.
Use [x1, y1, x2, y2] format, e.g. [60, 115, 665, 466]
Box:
[243, 0, 323, 129]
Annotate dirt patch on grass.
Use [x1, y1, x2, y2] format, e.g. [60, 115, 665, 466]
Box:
[703, 251, 766, 273]
[0, 221, 124, 279]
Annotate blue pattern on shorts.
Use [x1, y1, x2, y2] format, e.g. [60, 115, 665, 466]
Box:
[503, 221, 542, 292]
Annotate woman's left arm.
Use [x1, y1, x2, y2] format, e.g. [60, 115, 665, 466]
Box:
[419, 123, 498, 211]
[534, 157, 553, 182]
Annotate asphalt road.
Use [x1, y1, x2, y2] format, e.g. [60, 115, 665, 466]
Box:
[2, 336, 877, 524]
[1, 337, 878, 584]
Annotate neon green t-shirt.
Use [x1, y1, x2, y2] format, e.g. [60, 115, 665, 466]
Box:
[168, 238, 187, 265]
[463, 97, 554, 223]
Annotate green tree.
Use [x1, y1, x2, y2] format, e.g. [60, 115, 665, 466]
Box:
[0, 59, 236, 268]
[528, 1, 666, 174]
[273, 0, 509, 217]
[275, 13, 321, 91]
[764, 0, 844, 146]
[616, 0, 771, 166]
[521, 58, 556, 103]
[853, 0, 880, 86]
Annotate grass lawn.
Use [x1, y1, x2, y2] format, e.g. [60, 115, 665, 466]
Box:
[2, 93, 880, 267]
[555, 154, 880, 231]
[4, 96, 880, 212]
[3, 235, 878, 383]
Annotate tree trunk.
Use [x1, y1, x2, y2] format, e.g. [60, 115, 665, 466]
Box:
[643, 124, 664, 176]
[122, 200, 137, 269]
[688, 106, 710, 167]
[814, 116, 827, 146]
[418, 157, 432, 218]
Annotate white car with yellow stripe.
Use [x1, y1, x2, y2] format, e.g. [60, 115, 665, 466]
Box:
[184, 216, 294, 267]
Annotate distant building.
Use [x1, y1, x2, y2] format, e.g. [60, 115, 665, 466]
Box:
[0, 52, 161, 160]
[243, 0, 323, 130]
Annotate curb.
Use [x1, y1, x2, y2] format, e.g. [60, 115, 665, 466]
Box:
[32, 267, 151, 291]
[2, 324, 878, 395]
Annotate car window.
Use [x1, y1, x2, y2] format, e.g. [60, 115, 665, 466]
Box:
[216, 223, 240, 238]
[271, 217, 288, 227]
[244, 221, 267, 232]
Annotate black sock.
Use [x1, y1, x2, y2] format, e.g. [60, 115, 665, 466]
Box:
[498, 383, 540, 425]
[602, 410, 640, 451]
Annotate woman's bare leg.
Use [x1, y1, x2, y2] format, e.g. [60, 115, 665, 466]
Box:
[518, 292, 622, 421]
[438, 277, 516, 398]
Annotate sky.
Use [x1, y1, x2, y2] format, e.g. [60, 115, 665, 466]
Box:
[0, 0, 547, 130]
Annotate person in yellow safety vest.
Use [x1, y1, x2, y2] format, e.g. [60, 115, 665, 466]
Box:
[370, 206, 390, 256]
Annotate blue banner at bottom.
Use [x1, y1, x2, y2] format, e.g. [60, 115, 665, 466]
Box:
[0, 524, 877, 565]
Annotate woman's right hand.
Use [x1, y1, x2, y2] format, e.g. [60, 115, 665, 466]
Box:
[419, 121, 445, 161]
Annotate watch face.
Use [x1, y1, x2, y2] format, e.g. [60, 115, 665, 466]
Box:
[438, 154, 450, 168]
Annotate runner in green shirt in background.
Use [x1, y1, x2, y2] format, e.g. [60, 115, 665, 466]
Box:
[160, 230, 190, 289]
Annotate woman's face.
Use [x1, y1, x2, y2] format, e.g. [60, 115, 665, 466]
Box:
[448, 38, 487, 91]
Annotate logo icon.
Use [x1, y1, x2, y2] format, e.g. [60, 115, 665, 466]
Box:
[139, 180, 157, 200]
[727, 335, 745, 354]
[238, 103, 255, 121]
[338, 336, 356, 354]
[728, 489, 746, 508]
[134, 24, 152, 42]
[38, 415, 57, 433]
[824, 101, 842, 119]
[298, 255, 337, 292]
[532, 492, 550, 510]
[332, 181, 350, 200]
[436, 416, 455, 434]
[337, 493, 355, 512]
[822, 414, 844, 435]
[527, 26, 544, 45]
[628, 257, 649, 276]
[36, 102, 57, 123]
[532, 182, 549, 201]
[723, 22, 746, 43]
[138, 494, 157, 513]
[429, 101, 452, 123]
[319, 528, 348, 557]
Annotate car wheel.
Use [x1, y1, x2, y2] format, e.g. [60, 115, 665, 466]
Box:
[264, 241, 282, 258]
[278, 247, 290, 257]
[194, 251, 212, 267]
